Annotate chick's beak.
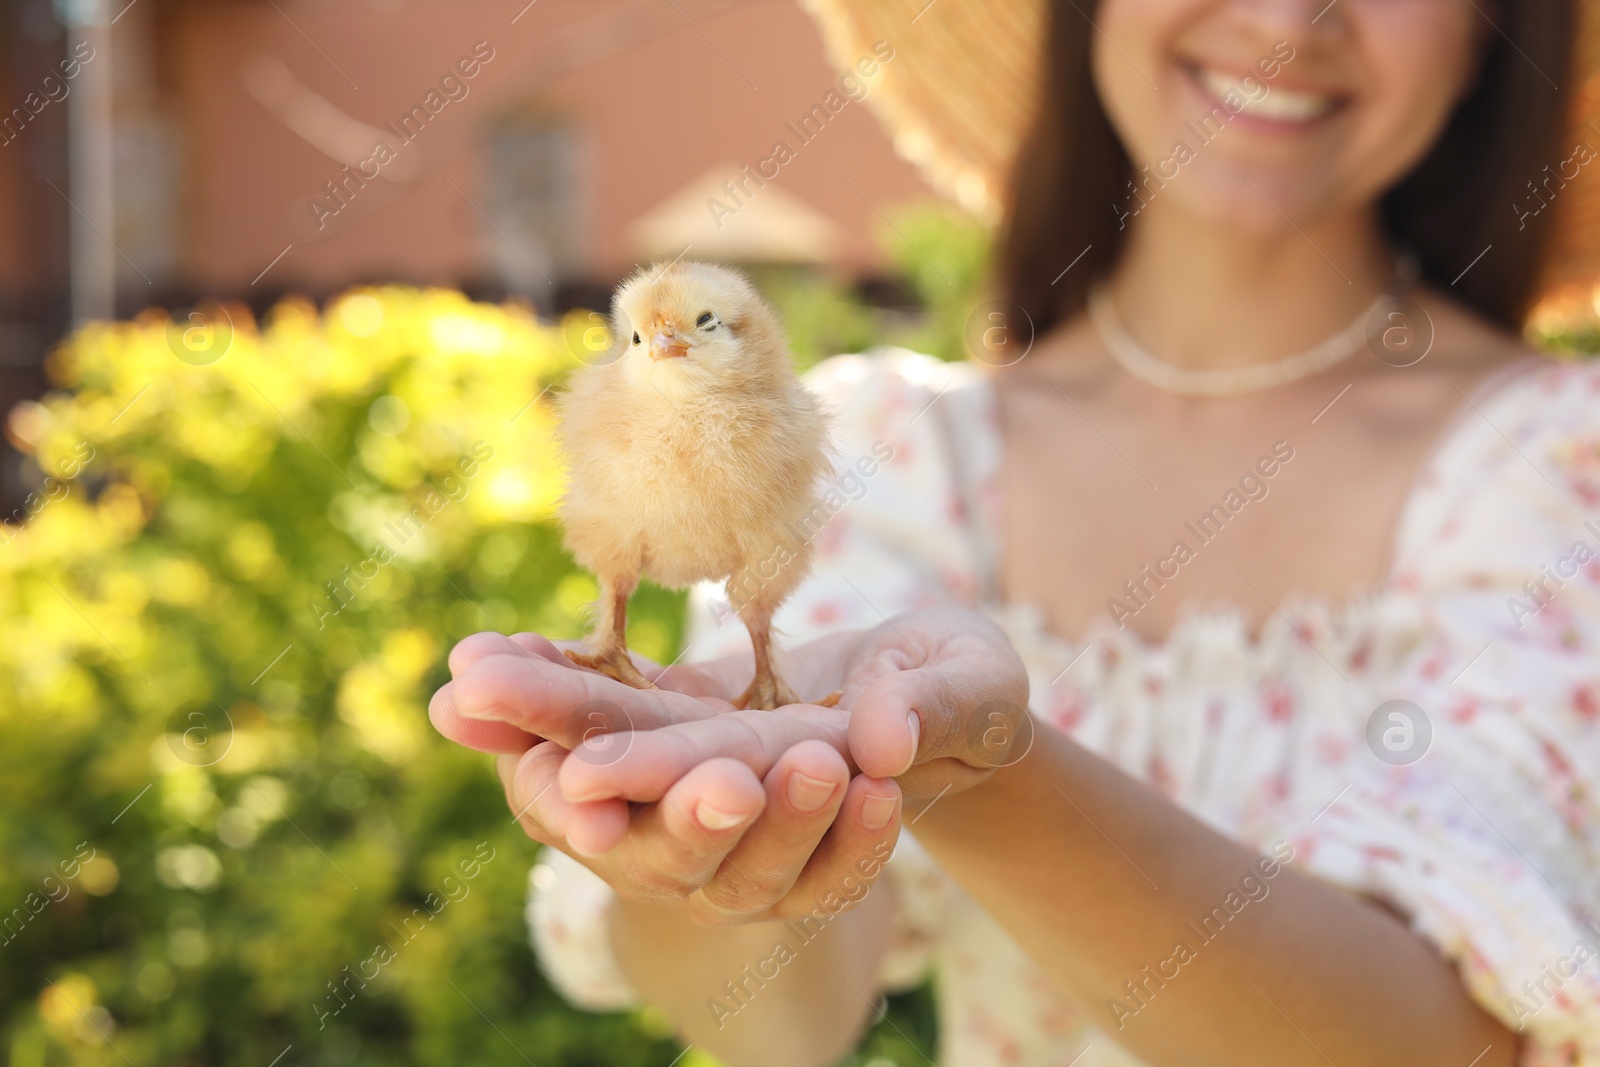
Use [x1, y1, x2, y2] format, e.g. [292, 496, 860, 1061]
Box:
[649, 331, 689, 361]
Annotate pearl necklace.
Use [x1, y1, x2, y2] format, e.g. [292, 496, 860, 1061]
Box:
[1088, 262, 1415, 398]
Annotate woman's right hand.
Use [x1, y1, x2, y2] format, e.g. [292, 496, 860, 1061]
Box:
[429, 632, 903, 925]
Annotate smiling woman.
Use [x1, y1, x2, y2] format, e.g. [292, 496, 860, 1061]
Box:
[430, 2, 1600, 1067]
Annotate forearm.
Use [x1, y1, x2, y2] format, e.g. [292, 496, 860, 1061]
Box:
[913, 728, 1517, 1067]
[610, 886, 893, 1067]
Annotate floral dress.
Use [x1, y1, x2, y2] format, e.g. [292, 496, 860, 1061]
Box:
[529, 350, 1600, 1066]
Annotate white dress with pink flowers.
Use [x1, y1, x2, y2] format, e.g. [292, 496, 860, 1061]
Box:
[529, 350, 1600, 1066]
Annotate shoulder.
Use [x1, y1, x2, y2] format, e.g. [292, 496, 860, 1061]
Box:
[1431, 354, 1600, 495]
[1398, 352, 1600, 593]
[1482, 354, 1600, 433]
[1378, 289, 1600, 584]
[1384, 288, 1600, 490]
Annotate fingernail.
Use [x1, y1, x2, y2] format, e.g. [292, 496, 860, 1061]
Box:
[565, 834, 608, 858]
[906, 711, 921, 761]
[695, 801, 753, 831]
[787, 772, 837, 813]
[861, 793, 898, 831]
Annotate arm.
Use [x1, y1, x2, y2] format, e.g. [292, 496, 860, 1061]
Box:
[609, 888, 892, 1067]
[909, 724, 1516, 1067]
[436, 631, 904, 1067]
[843, 609, 1518, 1067]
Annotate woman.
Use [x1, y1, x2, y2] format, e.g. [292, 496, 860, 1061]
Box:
[431, 1, 1600, 1064]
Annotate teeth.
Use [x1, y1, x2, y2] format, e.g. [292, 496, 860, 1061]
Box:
[1197, 67, 1336, 121]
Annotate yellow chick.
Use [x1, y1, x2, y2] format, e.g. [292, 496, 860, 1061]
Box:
[556, 261, 840, 710]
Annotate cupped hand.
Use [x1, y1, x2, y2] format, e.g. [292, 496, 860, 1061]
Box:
[549, 607, 1034, 809]
[428, 631, 902, 924]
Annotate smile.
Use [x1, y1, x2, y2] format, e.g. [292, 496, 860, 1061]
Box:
[1193, 65, 1342, 123]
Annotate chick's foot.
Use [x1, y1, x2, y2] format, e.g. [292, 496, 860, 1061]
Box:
[563, 647, 658, 690]
[734, 671, 842, 711]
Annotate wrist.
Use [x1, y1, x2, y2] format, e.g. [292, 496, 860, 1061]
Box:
[906, 721, 1060, 839]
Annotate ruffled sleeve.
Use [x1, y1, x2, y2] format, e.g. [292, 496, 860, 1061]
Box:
[528, 350, 984, 1009]
[1289, 361, 1600, 1064]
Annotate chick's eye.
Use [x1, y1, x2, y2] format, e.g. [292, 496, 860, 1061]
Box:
[631, 332, 641, 345]
[696, 312, 715, 329]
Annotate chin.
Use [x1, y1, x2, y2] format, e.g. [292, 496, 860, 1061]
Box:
[1210, 166, 1341, 224]
[1125, 160, 1342, 238]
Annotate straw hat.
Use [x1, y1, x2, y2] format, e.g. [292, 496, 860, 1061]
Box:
[800, 0, 1600, 303]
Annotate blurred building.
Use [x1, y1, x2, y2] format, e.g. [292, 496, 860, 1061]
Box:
[0, 0, 935, 499]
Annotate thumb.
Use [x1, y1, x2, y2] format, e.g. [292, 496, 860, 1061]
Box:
[847, 667, 953, 779]
[848, 665, 1034, 781]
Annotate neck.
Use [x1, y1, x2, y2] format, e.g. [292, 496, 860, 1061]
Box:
[1107, 197, 1397, 371]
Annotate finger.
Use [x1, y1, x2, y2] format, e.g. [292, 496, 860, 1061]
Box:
[431, 680, 538, 754]
[848, 668, 950, 778]
[540, 637, 749, 705]
[449, 631, 567, 677]
[849, 654, 1031, 776]
[559, 705, 852, 804]
[452, 651, 721, 745]
[773, 774, 901, 922]
[452, 631, 692, 702]
[691, 740, 850, 919]
[601, 757, 767, 901]
[497, 743, 632, 855]
[496, 743, 563, 843]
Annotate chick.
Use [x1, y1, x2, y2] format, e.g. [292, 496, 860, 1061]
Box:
[555, 261, 841, 710]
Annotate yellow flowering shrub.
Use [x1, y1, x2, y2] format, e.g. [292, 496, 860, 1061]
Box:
[0, 288, 690, 1066]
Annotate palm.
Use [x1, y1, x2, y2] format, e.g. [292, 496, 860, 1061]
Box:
[556, 608, 1031, 806]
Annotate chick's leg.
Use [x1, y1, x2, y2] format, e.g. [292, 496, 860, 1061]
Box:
[728, 551, 842, 711]
[735, 608, 794, 711]
[564, 575, 656, 690]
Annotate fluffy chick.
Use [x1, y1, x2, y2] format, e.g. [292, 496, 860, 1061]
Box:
[556, 261, 839, 710]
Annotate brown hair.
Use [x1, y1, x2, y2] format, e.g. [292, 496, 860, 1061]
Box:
[998, 2, 1577, 336]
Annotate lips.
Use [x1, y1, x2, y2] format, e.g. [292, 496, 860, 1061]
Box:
[1192, 64, 1343, 123]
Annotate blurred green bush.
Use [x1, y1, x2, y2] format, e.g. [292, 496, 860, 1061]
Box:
[0, 203, 989, 1067]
